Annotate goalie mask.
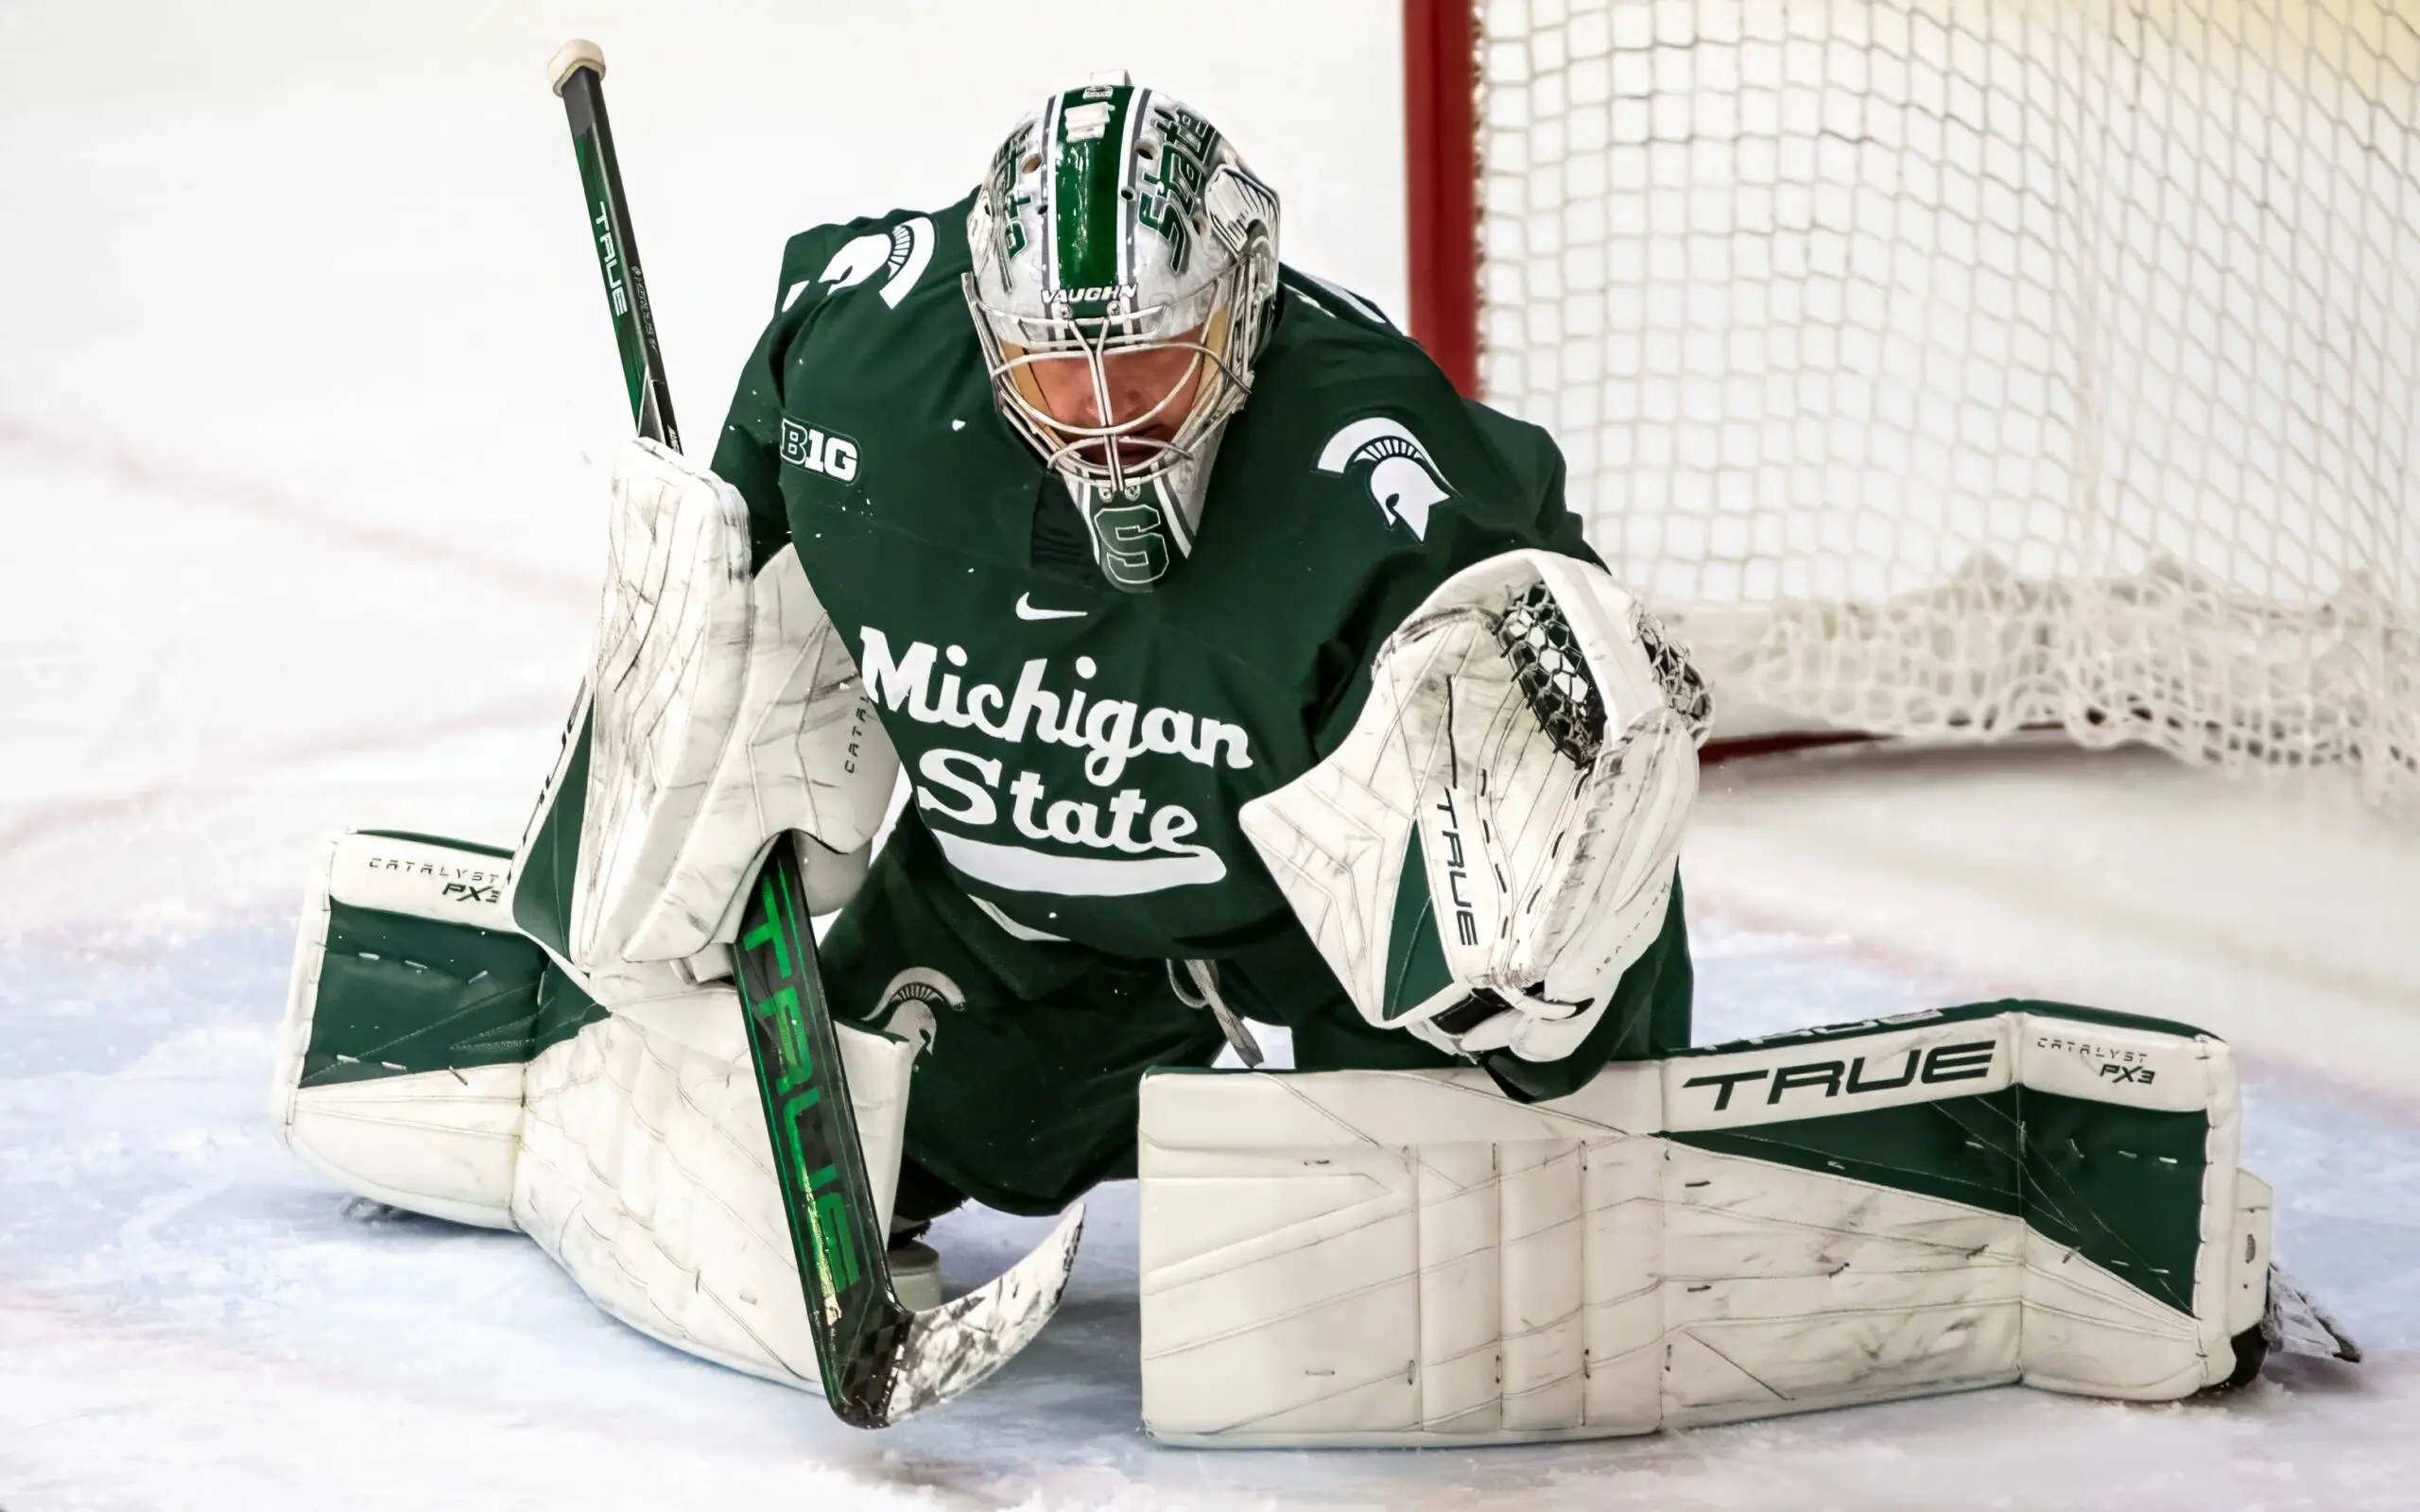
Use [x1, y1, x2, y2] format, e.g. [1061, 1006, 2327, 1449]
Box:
[965, 78, 1281, 592]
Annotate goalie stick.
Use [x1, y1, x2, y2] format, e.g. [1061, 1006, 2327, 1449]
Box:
[546, 39, 1083, 1427]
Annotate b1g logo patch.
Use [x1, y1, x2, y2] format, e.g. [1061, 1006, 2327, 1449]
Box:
[781, 418, 861, 483]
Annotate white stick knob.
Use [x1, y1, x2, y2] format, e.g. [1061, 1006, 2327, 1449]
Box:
[549, 38, 607, 97]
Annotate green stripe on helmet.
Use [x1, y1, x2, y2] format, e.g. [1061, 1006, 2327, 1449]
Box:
[1049, 84, 1134, 313]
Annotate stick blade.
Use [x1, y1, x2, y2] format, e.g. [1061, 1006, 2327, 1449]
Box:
[2265, 1263, 2363, 1364]
[878, 1203, 1087, 1423]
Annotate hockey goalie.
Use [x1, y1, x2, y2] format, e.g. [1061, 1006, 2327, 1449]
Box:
[268, 77, 2354, 1442]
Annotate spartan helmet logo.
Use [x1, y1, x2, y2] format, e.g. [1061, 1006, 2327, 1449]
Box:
[872, 967, 964, 1057]
[794, 215, 936, 311]
[1315, 418, 1453, 540]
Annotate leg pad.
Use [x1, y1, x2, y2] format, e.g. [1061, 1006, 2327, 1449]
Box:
[1138, 1003, 2266, 1446]
[273, 830, 912, 1387]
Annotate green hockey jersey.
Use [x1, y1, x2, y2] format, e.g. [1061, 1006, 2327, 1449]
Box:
[711, 195, 1598, 966]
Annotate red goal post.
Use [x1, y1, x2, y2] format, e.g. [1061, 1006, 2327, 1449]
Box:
[1406, 0, 1486, 400]
[1402, 0, 2420, 800]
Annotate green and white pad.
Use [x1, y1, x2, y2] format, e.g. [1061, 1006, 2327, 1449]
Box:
[273, 829, 916, 1388]
[1239, 549, 1703, 1065]
[1137, 1002, 2315, 1447]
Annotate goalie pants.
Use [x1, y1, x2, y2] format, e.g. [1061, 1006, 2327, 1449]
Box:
[820, 816, 1697, 1218]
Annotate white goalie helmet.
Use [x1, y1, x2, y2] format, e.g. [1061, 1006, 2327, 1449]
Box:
[964, 77, 1281, 590]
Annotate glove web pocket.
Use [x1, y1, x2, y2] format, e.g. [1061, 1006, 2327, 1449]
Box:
[1494, 581, 1607, 765]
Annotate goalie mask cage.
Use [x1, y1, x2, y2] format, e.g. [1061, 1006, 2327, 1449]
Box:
[1404, 0, 2420, 802]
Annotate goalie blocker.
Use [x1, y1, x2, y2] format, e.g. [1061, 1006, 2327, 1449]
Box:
[1138, 1003, 2357, 1447]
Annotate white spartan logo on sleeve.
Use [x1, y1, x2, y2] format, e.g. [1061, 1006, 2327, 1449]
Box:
[1317, 418, 1453, 540]
[873, 968, 963, 1057]
[782, 215, 936, 312]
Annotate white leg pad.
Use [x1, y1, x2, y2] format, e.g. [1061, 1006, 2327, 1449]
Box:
[278, 1064, 529, 1230]
[1139, 1065, 1666, 1444]
[271, 830, 914, 1389]
[1138, 1007, 2262, 1447]
[514, 992, 912, 1390]
[272, 833, 535, 1231]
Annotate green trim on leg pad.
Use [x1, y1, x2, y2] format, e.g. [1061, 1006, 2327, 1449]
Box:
[2017, 1090, 2209, 1314]
[276, 829, 603, 1229]
[511, 707, 592, 959]
[301, 829, 605, 1088]
[304, 901, 602, 1087]
[1671, 1086, 2208, 1314]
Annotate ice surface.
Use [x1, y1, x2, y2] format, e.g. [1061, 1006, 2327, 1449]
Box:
[1, 2, 2412, 1506]
[0, 921, 2412, 1511]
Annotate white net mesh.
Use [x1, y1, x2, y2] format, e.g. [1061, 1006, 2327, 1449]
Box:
[1475, 0, 2420, 800]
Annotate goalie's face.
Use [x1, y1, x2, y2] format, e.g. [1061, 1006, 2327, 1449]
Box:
[1012, 323, 1211, 472]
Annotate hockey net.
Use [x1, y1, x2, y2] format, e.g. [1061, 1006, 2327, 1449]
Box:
[1411, 0, 2420, 802]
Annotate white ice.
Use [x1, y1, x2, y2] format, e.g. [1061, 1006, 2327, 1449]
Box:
[2, 3, 2413, 1507]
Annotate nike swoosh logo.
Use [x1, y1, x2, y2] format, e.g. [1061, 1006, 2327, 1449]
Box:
[1014, 593, 1088, 622]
